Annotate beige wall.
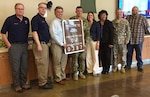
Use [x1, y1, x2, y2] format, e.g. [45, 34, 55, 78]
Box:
[0, 0, 117, 31]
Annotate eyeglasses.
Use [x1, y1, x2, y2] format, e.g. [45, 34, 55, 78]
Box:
[15, 8, 24, 10]
[39, 7, 47, 10]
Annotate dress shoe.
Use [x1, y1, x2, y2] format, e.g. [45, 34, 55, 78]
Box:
[138, 68, 144, 72]
[22, 84, 32, 90]
[46, 81, 53, 89]
[101, 71, 109, 74]
[15, 86, 23, 93]
[56, 81, 65, 85]
[47, 77, 53, 84]
[124, 65, 131, 70]
[39, 83, 53, 89]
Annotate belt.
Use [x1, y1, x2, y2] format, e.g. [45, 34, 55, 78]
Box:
[11, 42, 27, 44]
[40, 41, 48, 44]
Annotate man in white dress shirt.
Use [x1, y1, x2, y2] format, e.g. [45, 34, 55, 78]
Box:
[50, 6, 68, 85]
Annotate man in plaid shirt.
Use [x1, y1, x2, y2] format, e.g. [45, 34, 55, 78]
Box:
[125, 6, 149, 72]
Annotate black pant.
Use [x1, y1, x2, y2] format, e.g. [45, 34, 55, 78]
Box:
[99, 43, 111, 72]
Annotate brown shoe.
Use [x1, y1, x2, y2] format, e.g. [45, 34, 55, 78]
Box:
[15, 86, 23, 93]
[22, 84, 31, 90]
[56, 81, 65, 85]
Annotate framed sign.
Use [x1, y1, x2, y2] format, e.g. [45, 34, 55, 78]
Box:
[62, 19, 85, 54]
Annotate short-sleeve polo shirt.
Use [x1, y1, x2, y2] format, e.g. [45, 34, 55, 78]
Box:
[31, 13, 50, 43]
[1, 15, 29, 43]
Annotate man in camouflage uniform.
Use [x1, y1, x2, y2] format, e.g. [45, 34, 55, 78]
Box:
[112, 8, 131, 73]
[70, 6, 91, 80]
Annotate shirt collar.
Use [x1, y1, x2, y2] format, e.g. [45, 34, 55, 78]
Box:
[56, 17, 63, 22]
[37, 13, 45, 19]
[132, 14, 139, 18]
[14, 14, 24, 21]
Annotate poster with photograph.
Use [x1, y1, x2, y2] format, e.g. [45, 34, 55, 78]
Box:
[62, 19, 85, 54]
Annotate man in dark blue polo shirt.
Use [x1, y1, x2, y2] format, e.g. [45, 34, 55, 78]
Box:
[1, 3, 31, 93]
[31, 2, 52, 89]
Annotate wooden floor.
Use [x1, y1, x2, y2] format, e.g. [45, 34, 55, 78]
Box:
[1, 64, 150, 97]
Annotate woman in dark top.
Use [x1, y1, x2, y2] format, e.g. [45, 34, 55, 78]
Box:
[98, 10, 114, 74]
[86, 11, 101, 76]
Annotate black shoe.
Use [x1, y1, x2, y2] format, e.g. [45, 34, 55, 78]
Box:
[138, 68, 143, 72]
[101, 71, 108, 74]
[124, 65, 131, 70]
[47, 77, 53, 84]
[47, 77, 53, 88]
[39, 83, 53, 89]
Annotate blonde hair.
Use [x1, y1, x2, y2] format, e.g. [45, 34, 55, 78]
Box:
[14, 3, 24, 9]
[38, 2, 47, 7]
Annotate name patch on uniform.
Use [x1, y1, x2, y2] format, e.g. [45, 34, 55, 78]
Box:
[42, 21, 45, 23]
[25, 20, 28, 24]
[14, 23, 19, 25]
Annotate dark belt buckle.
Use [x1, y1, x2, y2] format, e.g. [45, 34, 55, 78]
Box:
[40, 41, 47, 44]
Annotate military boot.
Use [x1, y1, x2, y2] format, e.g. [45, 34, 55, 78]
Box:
[121, 66, 125, 73]
[79, 72, 86, 79]
[112, 66, 118, 73]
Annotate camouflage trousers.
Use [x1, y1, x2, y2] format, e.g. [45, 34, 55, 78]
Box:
[113, 44, 127, 67]
[72, 52, 86, 73]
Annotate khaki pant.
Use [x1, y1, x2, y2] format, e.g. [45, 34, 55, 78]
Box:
[32, 43, 49, 86]
[86, 41, 99, 74]
[50, 43, 67, 82]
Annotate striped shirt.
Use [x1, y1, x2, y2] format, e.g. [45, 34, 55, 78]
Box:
[127, 14, 149, 44]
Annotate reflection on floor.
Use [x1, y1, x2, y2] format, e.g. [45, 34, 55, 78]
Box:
[1, 64, 150, 97]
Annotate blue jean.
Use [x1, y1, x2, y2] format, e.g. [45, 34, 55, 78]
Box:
[126, 42, 143, 69]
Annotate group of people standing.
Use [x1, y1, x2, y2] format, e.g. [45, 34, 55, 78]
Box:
[0, 2, 149, 93]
